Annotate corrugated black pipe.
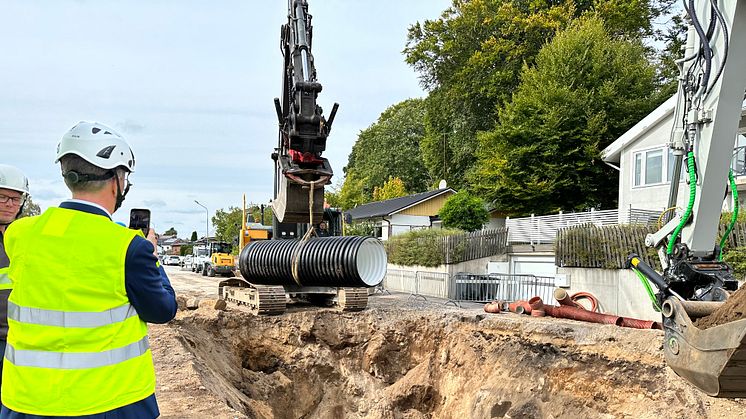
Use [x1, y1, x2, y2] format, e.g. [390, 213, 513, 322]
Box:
[239, 236, 387, 288]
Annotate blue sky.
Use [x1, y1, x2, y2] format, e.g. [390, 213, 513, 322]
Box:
[1, 0, 450, 238]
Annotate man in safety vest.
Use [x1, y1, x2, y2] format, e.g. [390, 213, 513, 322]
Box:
[0, 164, 30, 397]
[1, 122, 177, 418]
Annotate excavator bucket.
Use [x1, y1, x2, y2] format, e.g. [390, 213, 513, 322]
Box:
[661, 298, 746, 397]
[272, 173, 325, 223]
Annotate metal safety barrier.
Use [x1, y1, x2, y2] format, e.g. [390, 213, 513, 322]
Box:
[447, 273, 555, 306]
[382, 269, 450, 300]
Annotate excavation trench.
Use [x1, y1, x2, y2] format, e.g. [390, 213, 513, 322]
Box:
[170, 299, 744, 418]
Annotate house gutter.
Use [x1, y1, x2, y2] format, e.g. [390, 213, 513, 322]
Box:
[604, 161, 621, 171]
[382, 216, 391, 238]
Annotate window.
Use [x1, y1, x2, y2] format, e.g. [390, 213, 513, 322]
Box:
[634, 154, 642, 186]
[633, 146, 683, 187]
[645, 149, 663, 184]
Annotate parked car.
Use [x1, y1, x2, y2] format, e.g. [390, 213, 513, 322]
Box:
[165, 255, 181, 266]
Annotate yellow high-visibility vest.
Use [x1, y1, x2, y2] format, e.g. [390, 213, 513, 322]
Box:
[2, 207, 155, 415]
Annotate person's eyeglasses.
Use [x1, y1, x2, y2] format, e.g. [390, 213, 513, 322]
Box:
[0, 195, 22, 205]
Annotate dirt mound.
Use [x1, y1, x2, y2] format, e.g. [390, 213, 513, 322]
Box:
[695, 286, 746, 329]
[168, 298, 746, 418]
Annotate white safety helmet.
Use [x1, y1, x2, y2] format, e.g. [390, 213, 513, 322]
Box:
[0, 164, 30, 196]
[0, 164, 30, 221]
[55, 121, 136, 172]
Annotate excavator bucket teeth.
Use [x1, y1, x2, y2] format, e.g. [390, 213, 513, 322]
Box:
[273, 174, 324, 223]
[662, 298, 746, 397]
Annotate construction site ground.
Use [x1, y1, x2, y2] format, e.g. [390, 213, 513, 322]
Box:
[155, 265, 746, 418]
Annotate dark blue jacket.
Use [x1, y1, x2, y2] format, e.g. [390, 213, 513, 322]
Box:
[1, 201, 178, 419]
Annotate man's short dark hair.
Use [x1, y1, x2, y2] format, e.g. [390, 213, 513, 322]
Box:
[59, 155, 120, 193]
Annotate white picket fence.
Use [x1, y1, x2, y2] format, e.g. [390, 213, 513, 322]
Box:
[505, 207, 660, 245]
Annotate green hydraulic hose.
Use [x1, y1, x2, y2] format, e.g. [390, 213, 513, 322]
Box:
[632, 267, 661, 312]
[719, 170, 739, 261]
[667, 151, 697, 255]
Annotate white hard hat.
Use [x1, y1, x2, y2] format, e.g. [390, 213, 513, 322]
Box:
[55, 121, 136, 172]
[0, 164, 30, 195]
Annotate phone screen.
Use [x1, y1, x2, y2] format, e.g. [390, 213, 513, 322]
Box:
[129, 208, 151, 236]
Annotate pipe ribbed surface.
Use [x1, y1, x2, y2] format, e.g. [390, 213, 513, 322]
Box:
[239, 236, 387, 288]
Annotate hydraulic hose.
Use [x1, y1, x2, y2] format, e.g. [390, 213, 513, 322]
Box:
[633, 267, 661, 312]
[719, 170, 739, 261]
[668, 151, 697, 255]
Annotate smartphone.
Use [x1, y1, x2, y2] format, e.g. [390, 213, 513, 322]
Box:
[129, 208, 151, 236]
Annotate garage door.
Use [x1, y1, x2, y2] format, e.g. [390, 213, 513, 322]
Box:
[511, 256, 556, 276]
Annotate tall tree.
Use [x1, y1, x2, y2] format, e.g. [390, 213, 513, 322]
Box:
[337, 173, 369, 210]
[373, 177, 408, 202]
[164, 227, 177, 236]
[470, 16, 664, 215]
[344, 99, 431, 198]
[190, 231, 198, 242]
[405, 0, 660, 188]
[20, 197, 41, 218]
[211, 207, 243, 247]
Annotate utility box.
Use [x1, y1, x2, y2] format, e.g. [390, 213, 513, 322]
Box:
[488, 262, 510, 274]
[555, 274, 570, 288]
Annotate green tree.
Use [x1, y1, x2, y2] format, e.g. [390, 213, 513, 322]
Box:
[180, 244, 193, 256]
[344, 99, 431, 197]
[248, 204, 273, 225]
[373, 177, 408, 202]
[211, 207, 243, 249]
[337, 173, 369, 210]
[405, 0, 660, 188]
[470, 16, 664, 215]
[324, 178, 344, 208]
[164, 227, 177, 236]
[20, 196, 41, 218]
[438, 191, 488, 232]
[190, 231, 198, 242]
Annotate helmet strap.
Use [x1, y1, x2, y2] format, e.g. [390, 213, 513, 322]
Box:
[114, 173, 131, 212]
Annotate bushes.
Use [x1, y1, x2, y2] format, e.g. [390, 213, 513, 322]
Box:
[438, 191, 489, 232]
[723, 246, 746, 281]
[345, 221, 376, 237]
[385, 228, 463, 267]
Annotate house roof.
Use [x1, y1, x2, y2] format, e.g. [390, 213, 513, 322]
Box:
[602, 95, 677, 164]
[603, 96, 746, 164]
[346, 188, 455, 220]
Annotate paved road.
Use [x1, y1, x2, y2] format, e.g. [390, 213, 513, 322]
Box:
[163, 264, 224, 298]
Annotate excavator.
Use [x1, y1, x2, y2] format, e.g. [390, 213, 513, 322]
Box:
[218, 0, 385, 314]
[629, 0, 746, 397]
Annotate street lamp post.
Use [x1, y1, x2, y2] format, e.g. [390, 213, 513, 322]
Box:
[194, 200, 209, 249]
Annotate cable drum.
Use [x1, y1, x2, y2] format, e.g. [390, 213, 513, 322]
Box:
[239, 236, 387, 288]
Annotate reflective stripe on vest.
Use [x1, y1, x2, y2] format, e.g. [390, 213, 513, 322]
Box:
[7, 301, 138, 328]
[5, 336, 149, 370]
[0, 271, 10, 289]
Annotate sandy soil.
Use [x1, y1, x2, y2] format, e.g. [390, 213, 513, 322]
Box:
[154, 266, 746, 418]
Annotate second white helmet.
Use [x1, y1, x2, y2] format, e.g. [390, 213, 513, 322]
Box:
[0, 164, 30, 195]
[55, 121, 136, 172]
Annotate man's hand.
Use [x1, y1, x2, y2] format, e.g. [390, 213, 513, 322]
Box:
[147, 228, 159, 257]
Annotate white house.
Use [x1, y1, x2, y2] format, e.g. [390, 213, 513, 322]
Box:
[602, 96, 746, 213]
[345, 188, 456, 240]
